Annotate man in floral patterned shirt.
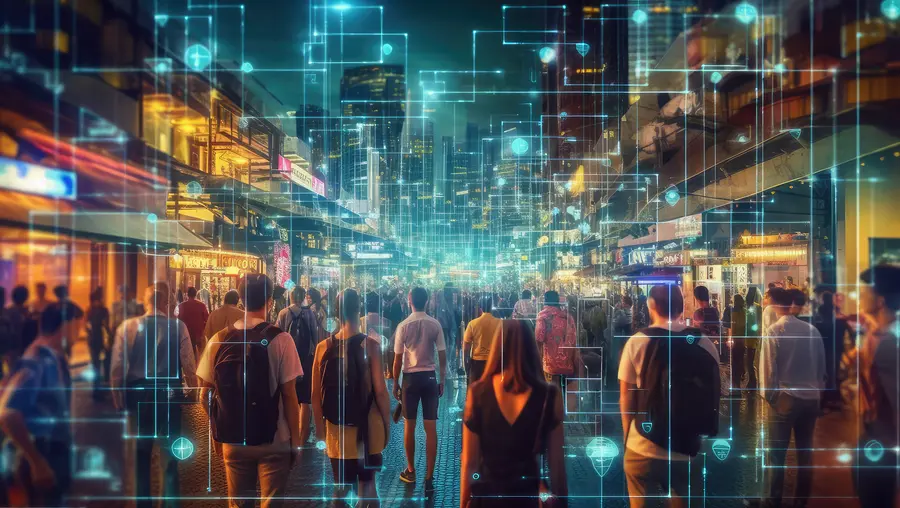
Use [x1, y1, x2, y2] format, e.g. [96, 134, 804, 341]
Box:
[536, 290, 582, 413]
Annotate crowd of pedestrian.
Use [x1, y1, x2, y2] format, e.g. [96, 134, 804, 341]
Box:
[0, 266, 897, 507]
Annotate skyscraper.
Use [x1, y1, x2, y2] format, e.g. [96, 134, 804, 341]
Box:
[628, 2, 698, 95]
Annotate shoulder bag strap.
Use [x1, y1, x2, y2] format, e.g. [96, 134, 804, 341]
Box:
[532, 386, 551, 455]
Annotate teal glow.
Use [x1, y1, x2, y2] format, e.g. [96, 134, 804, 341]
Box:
[735, 2, 758, 24]
[382, 43, 393, 55]
[171, 437, 194, 460]
[712, 439, 731, 461]
[882, 0, 900, 20]
[710, 71, 723, 84]
[575, 42, 590, 56]
[146, 213, 158, 224]
[511, 137, 529, 156]
[241, 62, 254, 73]
[539, 47, 556, 64]
[864, 440, 885, 462]
[632, 9, 648, 24]
[186, 180, 202, 198]
[586, 437, 619, 477]
[184, 44, 212, 72]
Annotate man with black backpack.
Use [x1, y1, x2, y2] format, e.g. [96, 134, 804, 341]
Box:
[619, 285, 721, 507]
[197, 274, 302, 508]
[276, 286, 320, 445]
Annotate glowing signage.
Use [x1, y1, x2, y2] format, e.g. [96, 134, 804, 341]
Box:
[0, 158, 77, 200]
[674, 213, 702, 238]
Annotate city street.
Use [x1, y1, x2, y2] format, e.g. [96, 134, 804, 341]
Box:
[66, 359, 861, 508]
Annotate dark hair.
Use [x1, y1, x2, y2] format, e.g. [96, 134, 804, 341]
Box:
[238, 274, 274, 312]
[53, 284, 68, 300]
[480, 319, 547, 394]
[308, 287, 322, 305]
[622, 295, 633, 307]
[336, 288, 361, 323]
[291, 286, 307, 304]
[746, 286, 760, 307]
[410, 287, 428, 311]
[818, 291, 835, 316]
[187, 286, 197, 299]
[366, 292, 380, 313]
[769, 287, 792, 307]
[648, 285, 684, 318]
[11, 285, 28, 306]
[733, 294, 745, 312]
[224, 289, 240, 306]
[522, 289, 532, 300]
[480, 295, 493, 313]
[90, 287, 104, 303]
[543, 290, 560, 306]
[273, 286, 286, 301]
[789, 288, 806, 307]
[40, 303, 66, 335]
[693, 285, 710, 303]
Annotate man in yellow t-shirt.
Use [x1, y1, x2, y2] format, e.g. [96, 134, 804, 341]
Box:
[463, 295, 502, 383]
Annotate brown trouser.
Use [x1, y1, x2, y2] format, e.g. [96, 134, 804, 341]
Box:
[624, 448, 703, 508]
[222, 442, 292, 508]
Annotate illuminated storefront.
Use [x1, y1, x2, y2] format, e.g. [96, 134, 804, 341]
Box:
[732, 233, 809, 289]
[170, 249, 264, 310]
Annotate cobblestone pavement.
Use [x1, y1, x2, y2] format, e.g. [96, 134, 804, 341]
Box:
[66, 363, 861, 508]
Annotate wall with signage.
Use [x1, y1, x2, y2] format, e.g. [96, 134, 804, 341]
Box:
[172, 249, 262, 273]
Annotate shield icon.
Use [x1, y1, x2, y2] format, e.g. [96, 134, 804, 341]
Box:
[712, 439, 731, 461]
[641, 421, 653, 433]
[686, 335, 696, 345]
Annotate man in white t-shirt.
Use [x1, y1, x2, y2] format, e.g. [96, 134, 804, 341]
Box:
[198, 274, 302, 508]
[619, 285, 720, 508]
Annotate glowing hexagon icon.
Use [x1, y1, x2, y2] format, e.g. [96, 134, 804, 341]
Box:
[712, 439, 731, 461]
[511, 137, 529, 156]
[171, 437, 194, 460]
[586, 436, 619, 477]
[184, 44, 212, 72]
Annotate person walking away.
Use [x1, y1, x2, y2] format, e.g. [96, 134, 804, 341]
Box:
[619, 285, 720, 508]
[312, 289, 391, 507]
[536, 290, 583, 414]
[111, 285, 143, 341]
[28, 282, 50, 315]
[363, 292, 392, 378]
[744, 287, 763, 390]
[308, 288, 328, 338]
[434, 292, 456, 365]
[464, 295, 502, 384]
[204, 289, 244, 340]
[392, 287, 447, 494]
[723, 294, 747, 392]
[53, 285, 84, 356]
[812, 292, 851, 410]
[460, 319, 568, 507]
[109, 283, 196, 508]
[0, 304, 74, 506]
[2, 286, 38, 379]
[613, 295, 634, 343]
[855, 265, 900, 508]
[85, 288, 112, 401]
[177, 286, 209, 359]
[761, 287, 779, 336]
[692, 286, 721, 347]
[632, 295, 650, 332]
[757, 288, 825, 508]
[276, 286, 320, 445]
[512, 289, 536, 319]
[198, 274, 302, 508]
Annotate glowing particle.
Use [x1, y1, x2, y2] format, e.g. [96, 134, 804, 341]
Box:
[284, 280, 296, 291]
[836, 451, 852, 463]
[586, 437, 619, 477]
[82, 366, 97, 382]
[154, 61, 170, 73]
[774, 63, 786, 73]
[511, 137, 529, 156]
[146, 213, 158, 224]
[735, 2, 758, 24]
[712, 439, 731, 461]
[184, 44, 212, 72]
[864, 440, 885, 462]
[736, 134, 750, 143]
[575, 42, 590, 56]
[241, 62, 253, 73]
[154, 14, 169, 27]
[882, 0, 900, 20]
[333, 3, 351, 10]
[316, 440, 327, 451]
[559, 111, 567, 119]
[632, 9, 648, 24]
[539, 491, 552, 502]
[578, 222, 591, 234]
[497, 177, 507, 187]
[551, 207, 560, 216]
[382, 43, 393, 56]
[710, 71, 723, 84]
[186, 180, 202, 198]
[664, 187, 680, 207]
[539, 47, 557, 64]
[171, 437, 194, 460]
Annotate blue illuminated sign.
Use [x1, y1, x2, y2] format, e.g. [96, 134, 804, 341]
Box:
[0, 158, 76, 200]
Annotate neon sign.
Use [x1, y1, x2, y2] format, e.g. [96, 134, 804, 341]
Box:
[0, 158, 77, 200]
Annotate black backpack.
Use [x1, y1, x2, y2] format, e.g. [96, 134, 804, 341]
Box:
[634, 327, 720, 456]
[210, 323, 283, 446]
[287, 306, 319, 358]
[319, 334, 373, 447]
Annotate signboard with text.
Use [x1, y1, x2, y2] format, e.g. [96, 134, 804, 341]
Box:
[674, 213, 702, 238]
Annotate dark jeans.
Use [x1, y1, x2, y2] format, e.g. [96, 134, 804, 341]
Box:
[731, 339, 746, 390]
[745, 347, 758, 389]
[855, 434, 898, 508]
[469, 359, 487, 384]
[17, 439, 71, 506]
[765, 393, 819, 507]
[127, 387, 183, 508]
[89, 340, 110, 395]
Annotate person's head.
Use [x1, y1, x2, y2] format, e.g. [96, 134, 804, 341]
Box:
[223, 289, 240, 306]
[186, 287, 197, 299]
[789, 288, 806, 315]
[860, 264, 900, 320]
[409, 287, 428, 312]
[335, 288, 361, 326]
[308, 287, 322, 306]
[818, 291, 835, 316]
[622, 295, 633, 307]
[543, 290, 560, 307]
[39, 303, 67, 341]
[53, 284, 68, 301]
[90, 287, 103, 304]
[388, 288, 398, 301]
[768, 282, 777, 290]
[36, 282, 47, 299]
[786, 276, 794, 285]
[521, 289, 532, 300]
[238, 274, 274, 313]
[733, 293, 745, 311]
[11, 285, 28, 307]
[143, 285, 170, 313]
[366, 292, 380, 314]
[746, 286, 760, 307]
[273, 286, 286, 303]
[647, 285, 685, 323]
[693, 285, 710, 305]
[480, 294, 493, 314]
[768, 288, 793, 316]
[291, 286, 307, 306]
[481, 319, 544, 394]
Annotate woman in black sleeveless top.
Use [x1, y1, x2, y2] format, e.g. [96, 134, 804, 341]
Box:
[461, 319, 567, 507]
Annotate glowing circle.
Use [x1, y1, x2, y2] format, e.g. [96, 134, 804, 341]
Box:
[171, 437, 194, 460]
[154, 62, 169, 73]
[146, 213, 158, 224]
[472, 472, 480, 480]
[539, 47, 557, 64]
[511, 137, 529, 156]
[186, 180, 202, 198]
[632, 9, 648, 24]
[735, 2, 758, 24]
[184, 44, 212, 72]
[316, 440, 327, 451]
[241, 62, 254, 73]
[710, 71, 723, 84]
[882, 0, 900, 20]
[864, 440, 885, 462]
[497, 177, 507, 187]
[261, 338, 269, 347]
[382, 43, 393, 55]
